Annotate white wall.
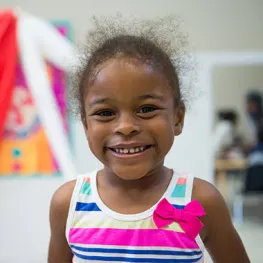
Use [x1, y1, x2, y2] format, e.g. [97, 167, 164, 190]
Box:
[1, 0, 263, 51]
[213, 65, 263, 141]
[0, 178, 62, 263]
[1, 1, 263, 262]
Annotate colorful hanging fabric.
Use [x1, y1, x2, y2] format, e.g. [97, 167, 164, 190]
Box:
[0, 9, 17, 139]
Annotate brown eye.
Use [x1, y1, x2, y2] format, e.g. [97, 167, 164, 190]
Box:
[138, 106, 158, 114]
[95, 110, 114, 117]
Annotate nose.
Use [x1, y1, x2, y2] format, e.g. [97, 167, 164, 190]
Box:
[114, 113, 140, 136]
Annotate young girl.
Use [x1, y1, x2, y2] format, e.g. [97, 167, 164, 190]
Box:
[48, 16, 250, 263]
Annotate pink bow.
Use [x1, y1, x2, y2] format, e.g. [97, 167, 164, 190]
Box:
[153, 198, 206, 239]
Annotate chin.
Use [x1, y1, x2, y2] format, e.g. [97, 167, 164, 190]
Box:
[111, 165, 151, 181]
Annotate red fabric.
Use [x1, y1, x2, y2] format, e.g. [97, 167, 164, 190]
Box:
[0, 9, 17, 138]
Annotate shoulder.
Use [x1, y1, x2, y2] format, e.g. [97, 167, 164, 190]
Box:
[50, 172, 93, 221]
[50, 180, 77, 227]
[192, 177, 227, 221]
[192, 177, 223, 207]
[51, 180, 76, 208]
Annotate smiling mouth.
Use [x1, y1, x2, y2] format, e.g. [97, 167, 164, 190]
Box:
[109, 145, 152, 155]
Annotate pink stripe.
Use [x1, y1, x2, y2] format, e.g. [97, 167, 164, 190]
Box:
[177, 177, 187, 185]
[69, 228, 199, 249]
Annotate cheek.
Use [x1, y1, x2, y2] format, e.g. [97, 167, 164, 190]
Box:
[86, 121, 109, 152]
[148, 116, 175, 146]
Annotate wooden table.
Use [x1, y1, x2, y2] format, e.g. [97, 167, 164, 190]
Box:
[215, 158, 247, 198]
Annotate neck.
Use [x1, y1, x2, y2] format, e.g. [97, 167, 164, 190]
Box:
[101, 165, 171, 191]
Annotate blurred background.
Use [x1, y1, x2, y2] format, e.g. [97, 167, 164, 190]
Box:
[0, 0, 262, 262]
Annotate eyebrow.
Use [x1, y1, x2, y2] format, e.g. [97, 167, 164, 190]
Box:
[89, 98, 109, 107]
[89, 93, 165, 107]
[137, 94, 165, 101]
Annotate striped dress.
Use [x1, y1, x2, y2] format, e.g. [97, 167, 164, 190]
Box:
[66, 170, 205, 262]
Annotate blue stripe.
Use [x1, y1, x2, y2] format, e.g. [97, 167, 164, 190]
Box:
[71, 245, 202, 256]
[172, 204, 185, 210]
[75, 202, 184, 212]
[75, 202, 101, 211]
[73, 251, 203, 262]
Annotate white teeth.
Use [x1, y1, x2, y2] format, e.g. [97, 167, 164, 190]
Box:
[113, 146, 148, 154]
[123, 149, 129, 154]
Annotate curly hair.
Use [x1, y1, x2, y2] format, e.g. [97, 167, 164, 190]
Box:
[71, 14, 196, 122]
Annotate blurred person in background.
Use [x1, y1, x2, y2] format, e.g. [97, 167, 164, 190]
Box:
[244, 121, 263, 193]
[246, 91, 263, 147]
[213, 109, 242, 158]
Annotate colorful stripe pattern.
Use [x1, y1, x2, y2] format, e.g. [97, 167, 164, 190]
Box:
[67, 174, 204, 262]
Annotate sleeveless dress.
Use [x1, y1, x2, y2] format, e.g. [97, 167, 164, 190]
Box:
[66, 170, 205, 263]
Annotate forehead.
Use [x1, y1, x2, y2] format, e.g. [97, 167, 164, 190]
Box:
[85, 58, 173, 103]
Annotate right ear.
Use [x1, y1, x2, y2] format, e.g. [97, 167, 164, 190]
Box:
[173, 103, 185, 136]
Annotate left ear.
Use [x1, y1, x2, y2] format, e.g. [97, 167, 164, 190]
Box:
[174, 103, 186, 136]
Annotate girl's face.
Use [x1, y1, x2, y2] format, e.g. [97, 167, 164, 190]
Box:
[83, 57, 185, 180]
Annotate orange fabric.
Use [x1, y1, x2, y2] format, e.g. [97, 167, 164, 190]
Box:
[0, 10, 17, 139]
[0, 128, 54, 175]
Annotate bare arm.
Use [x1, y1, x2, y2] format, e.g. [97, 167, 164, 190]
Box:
[48, 180, 76, 263]
[193, 178, 250, 263]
